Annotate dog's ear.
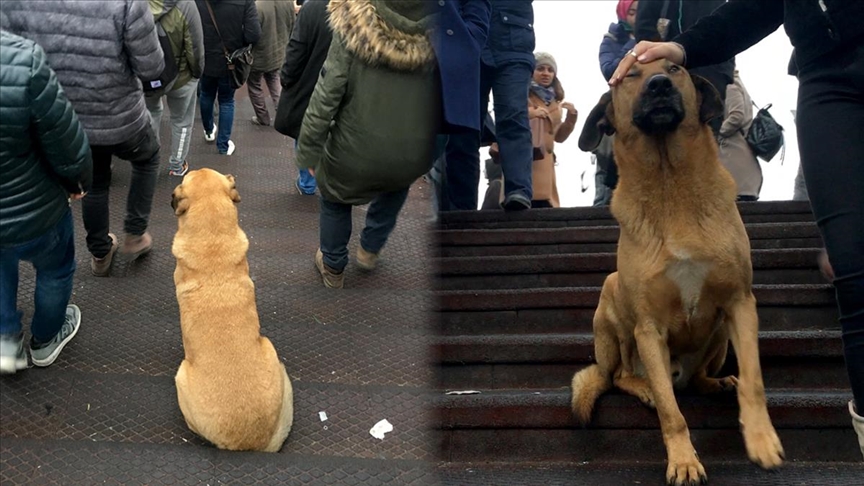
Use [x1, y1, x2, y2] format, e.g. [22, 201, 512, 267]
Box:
[578, 91, 615, 152]
[226, 174, 241, 203]
[171, 185, 189, 216]
[691, 74, 724, 124]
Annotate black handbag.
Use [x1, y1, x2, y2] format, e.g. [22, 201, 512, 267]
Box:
[745, 102, 785, 162]
[204, 0, 253, 89]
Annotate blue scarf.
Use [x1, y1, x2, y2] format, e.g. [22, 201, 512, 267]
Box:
[530, 81, 556, 105]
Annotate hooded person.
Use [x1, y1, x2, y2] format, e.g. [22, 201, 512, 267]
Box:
[145, 0, 205, 177]
[296, 0, 440, 289]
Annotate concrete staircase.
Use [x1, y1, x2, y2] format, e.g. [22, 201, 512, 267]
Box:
[434, 202, 863, 484]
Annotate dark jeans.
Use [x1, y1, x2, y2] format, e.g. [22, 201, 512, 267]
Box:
[797, 42, 864, 407]
[445, 60, 533, 210]
[84, 126, 160, 258]
[319, 189, 410, 272]
[199, 75, 236, 153]
[0, 209, 75, 343]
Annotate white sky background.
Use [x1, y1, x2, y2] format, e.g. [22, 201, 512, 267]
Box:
[479, 0, 801, 207]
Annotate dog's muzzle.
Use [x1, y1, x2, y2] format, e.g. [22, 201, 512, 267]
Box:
[632, 74, 685, 135]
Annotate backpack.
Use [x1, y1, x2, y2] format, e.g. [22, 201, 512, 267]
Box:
[142, 22, 179, 96]
[745, 102, 785, 163]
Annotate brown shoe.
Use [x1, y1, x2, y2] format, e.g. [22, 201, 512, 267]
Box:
[315, 249, 344, 289]
[122, 232, 152, 261]
[91, 233, 119, 277]
[356, 246, 379, 271]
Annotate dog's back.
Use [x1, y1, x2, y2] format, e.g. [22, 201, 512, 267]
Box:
[171, 169, 294, 452]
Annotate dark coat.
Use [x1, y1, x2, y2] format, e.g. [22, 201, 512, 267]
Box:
[599, 22, 636, 82]
[0, 31, 92, 246]
[274, 0, 332, 139]
[196, 0, 261, 78]
[296, 0, 440, 205]
[251, 0, 295, 73]
[432, 0, 491, 132]
[481, 0, 535, 67]
[674, 0, 864, 76]
[636, 0, 734, 102]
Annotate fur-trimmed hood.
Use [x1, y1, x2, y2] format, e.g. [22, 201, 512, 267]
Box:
[327, 0, 436, 71]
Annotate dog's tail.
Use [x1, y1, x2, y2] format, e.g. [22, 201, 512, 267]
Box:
[571, 364, 612, 424]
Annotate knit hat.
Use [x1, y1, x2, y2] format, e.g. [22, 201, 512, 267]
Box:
[534, 52, 557, 73]
[616, 0, 635, 22]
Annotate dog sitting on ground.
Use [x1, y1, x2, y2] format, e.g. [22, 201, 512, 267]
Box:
[171, 168, 293, 452]
[571, 60, 784, 485]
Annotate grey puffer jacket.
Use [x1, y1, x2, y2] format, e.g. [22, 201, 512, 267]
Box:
[0, 0, 164, 146]
[0, 30, 92, 247]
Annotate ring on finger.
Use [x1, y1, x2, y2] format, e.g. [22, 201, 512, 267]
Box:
[629, 49, 638, 58]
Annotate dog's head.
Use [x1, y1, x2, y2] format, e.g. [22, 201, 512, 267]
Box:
[171, 168, 241, 217]
[579, 60, 723, 151]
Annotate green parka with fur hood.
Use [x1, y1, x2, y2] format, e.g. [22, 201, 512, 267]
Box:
[296, 0, 440, 205]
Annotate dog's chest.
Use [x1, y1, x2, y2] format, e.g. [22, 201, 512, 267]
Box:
[664, 249, 711, 316]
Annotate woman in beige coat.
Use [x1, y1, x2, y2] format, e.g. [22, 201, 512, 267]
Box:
[526, 52, 577, 208]
[718, 70, 763, 201]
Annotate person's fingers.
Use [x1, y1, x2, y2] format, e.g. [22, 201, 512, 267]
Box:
[609, 41, 686, 86]
[308, 168, 316, 177]
[609, 48, 639, 86]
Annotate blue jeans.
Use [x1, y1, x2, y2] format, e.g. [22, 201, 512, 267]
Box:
[445, 60, 533, 210]
[318, 188, 410, 272]
[0, 209, 75, 343]
[797, 42, 864, 407]
[294, 139, 317, 194]
[199, 75, 235, 153]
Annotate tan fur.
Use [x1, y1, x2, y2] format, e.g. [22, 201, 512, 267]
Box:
[327, 0, 434, 71]
[171, 169, 293, 452]
[572, 61, 784, 485]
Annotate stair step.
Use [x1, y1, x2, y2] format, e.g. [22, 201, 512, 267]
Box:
[435, 330, 843, 364]
[440, 461, 864, 485]
[437, 388, 851, 429]
[437, 249, 826, 289]
[438, 284, 836, 312]
[437, 221, 820, 248]
[440, 357, 850, 391]
[439, 305, 837, 335]
[438, 201, 815, 230]
[440, 428, 861, 463]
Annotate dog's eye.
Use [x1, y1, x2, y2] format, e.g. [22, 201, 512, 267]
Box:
[669, 65, 681, 74]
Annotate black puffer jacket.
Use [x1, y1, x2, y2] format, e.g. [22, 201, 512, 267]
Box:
[674, 0, 864, 75]
[274, 0, 332, 140]
[0, 30, 92, 247]
[196, 0, 262, 78]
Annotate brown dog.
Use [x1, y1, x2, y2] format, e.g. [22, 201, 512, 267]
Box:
[571, 60, 784, 484]
[171, 168, 293, 452]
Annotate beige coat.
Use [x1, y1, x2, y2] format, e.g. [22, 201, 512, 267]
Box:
[718, 76, 762, 199]
[527, 93, 576, 207]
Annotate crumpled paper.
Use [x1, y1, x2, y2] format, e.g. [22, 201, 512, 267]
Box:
[369, 419, 393, 440]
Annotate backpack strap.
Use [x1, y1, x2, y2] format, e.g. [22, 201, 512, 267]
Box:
[203, 0, 231, 61]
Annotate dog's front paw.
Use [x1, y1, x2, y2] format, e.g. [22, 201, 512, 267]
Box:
[665, 452, 707, 486]
[743, 425, 785, 469]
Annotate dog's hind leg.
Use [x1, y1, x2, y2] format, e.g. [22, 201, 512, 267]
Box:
[727, 292, 784, 469]
[175, 361, 203, 437]
[691, 338, 737, 394]
[571, 273, 620, 424]
[614, 373, 656, 408]
[263, 365, 294, 453]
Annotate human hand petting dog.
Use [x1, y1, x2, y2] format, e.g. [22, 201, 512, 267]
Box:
[609, 41, 686, 86]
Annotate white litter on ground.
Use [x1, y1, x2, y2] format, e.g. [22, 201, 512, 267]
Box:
[444, 390, 481, 395]
[319, 411, 328, 422]
[369, 419, 393, 440]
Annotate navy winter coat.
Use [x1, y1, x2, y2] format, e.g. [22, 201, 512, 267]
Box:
[599, 22, 636, 82]
[432, 0, 491, 132]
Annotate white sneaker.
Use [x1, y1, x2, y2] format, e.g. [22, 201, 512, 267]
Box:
[204, 124, 217, 142]
[224, 140, 235, 156]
